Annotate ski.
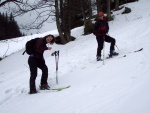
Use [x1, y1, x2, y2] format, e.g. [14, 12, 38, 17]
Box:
[105, 48, 143, 59]
[121, 48, 143, 57]
[32, 85, 71, 94]
[134, 48, 143, 52]
[29, 85, 71, 94]
[50, 85, 71, 91]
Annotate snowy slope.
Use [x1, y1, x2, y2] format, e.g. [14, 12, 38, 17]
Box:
[0, 0, 150, 113]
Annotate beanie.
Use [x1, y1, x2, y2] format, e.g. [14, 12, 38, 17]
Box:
[99, 12, 104, 16]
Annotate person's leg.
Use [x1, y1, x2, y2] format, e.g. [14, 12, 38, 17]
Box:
[38, 59, 49, 89]
[105, 35, 115, 51]
[28, 57, 38, 94]
[96, 36, 104, 60]
[105, 35, 118, 57]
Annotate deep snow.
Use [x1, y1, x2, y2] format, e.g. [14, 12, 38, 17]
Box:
[0, 0, 150, 113]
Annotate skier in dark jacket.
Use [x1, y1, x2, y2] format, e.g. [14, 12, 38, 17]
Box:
[93, 11, 118, 61]
[28, 34, 55, 94]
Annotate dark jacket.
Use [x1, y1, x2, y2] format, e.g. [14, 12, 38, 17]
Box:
[33, 38, 48, 59]
[93, 18, 109, 36]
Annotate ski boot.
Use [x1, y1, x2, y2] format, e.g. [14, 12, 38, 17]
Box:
[109, 50, 119, 57]
[96, 56, 102, 61]
[40, 84, 50, 90]
[29, 89, 38, 94]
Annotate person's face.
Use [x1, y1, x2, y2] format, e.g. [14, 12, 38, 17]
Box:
[46, 36, 53, 43]
[99, 15, 104, 20]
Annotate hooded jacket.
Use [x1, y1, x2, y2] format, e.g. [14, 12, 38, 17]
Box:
[33, 38, 48, 59]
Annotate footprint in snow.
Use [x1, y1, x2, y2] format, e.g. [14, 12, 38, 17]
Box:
[5, 88, 13, 93]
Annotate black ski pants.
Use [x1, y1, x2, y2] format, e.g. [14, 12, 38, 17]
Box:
[96, 35, 116, 57]
[28, 56, 48, 91]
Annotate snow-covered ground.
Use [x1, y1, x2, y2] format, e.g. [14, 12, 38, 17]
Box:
[0, 0, 150, 113]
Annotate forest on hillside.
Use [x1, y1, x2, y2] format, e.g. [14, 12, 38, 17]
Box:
[0, 0, 137, 42]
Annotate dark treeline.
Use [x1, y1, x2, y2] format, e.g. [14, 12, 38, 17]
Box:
[0, 12, 23, 41]
[0, 0, 138, 43]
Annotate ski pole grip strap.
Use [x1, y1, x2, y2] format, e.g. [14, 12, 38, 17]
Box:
[51, 51, 56, 56]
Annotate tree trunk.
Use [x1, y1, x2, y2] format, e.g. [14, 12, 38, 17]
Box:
[115, 0, 120, 11]
[63, 0, 71, 42]
[61, 0, 72, 42]
[55, 0, 67, 44]
[80, 0, 87, 32]
[88, 0, 92, 18]
[96, 0, 102, 13]
[106, 0, 111, 21]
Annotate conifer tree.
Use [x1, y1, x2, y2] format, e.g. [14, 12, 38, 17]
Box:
[0, 12, 22, 40]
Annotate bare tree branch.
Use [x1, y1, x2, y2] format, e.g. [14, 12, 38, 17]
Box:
[2, 0, 55, 31]
[0, 0, 22, 7]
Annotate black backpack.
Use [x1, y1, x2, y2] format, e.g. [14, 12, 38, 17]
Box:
[22, 38, 39, 55]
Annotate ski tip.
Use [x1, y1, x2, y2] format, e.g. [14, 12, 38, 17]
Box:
[53, 85, 71, 91]
[66, 85, 71, 88]
[134, 48, 143, 52]
[123, 55, 126, 57]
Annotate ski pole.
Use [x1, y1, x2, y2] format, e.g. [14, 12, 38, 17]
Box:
[55, 51, 58, 84]
[51, 51, 59, 84]
[103, 36, 105, 65]
[108, 33, 119, 51]
[115, 45, 119, 51]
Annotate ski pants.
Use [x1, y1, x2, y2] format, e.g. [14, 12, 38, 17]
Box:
[96, 35, 116, 57]
[28, 56, 48, 90]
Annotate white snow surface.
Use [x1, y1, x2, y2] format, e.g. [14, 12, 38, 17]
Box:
[0, 0, 150, 113]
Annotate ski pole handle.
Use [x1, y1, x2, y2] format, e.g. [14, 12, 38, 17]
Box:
[51, 51, 59, 56]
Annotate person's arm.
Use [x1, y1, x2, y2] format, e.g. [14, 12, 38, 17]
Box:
[93, 21, 99, 35]
[47, 47, 52, 50]
[35, 39, 48, 54]
[106, 22, 109, 33]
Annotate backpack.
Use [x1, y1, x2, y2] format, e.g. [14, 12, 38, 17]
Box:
[98, 25, 106, 32]
[22, 38, 39, 55]
[96, 20, 108, 35]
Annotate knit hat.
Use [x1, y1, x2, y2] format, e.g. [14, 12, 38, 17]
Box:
[99, 12, 104, 16]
